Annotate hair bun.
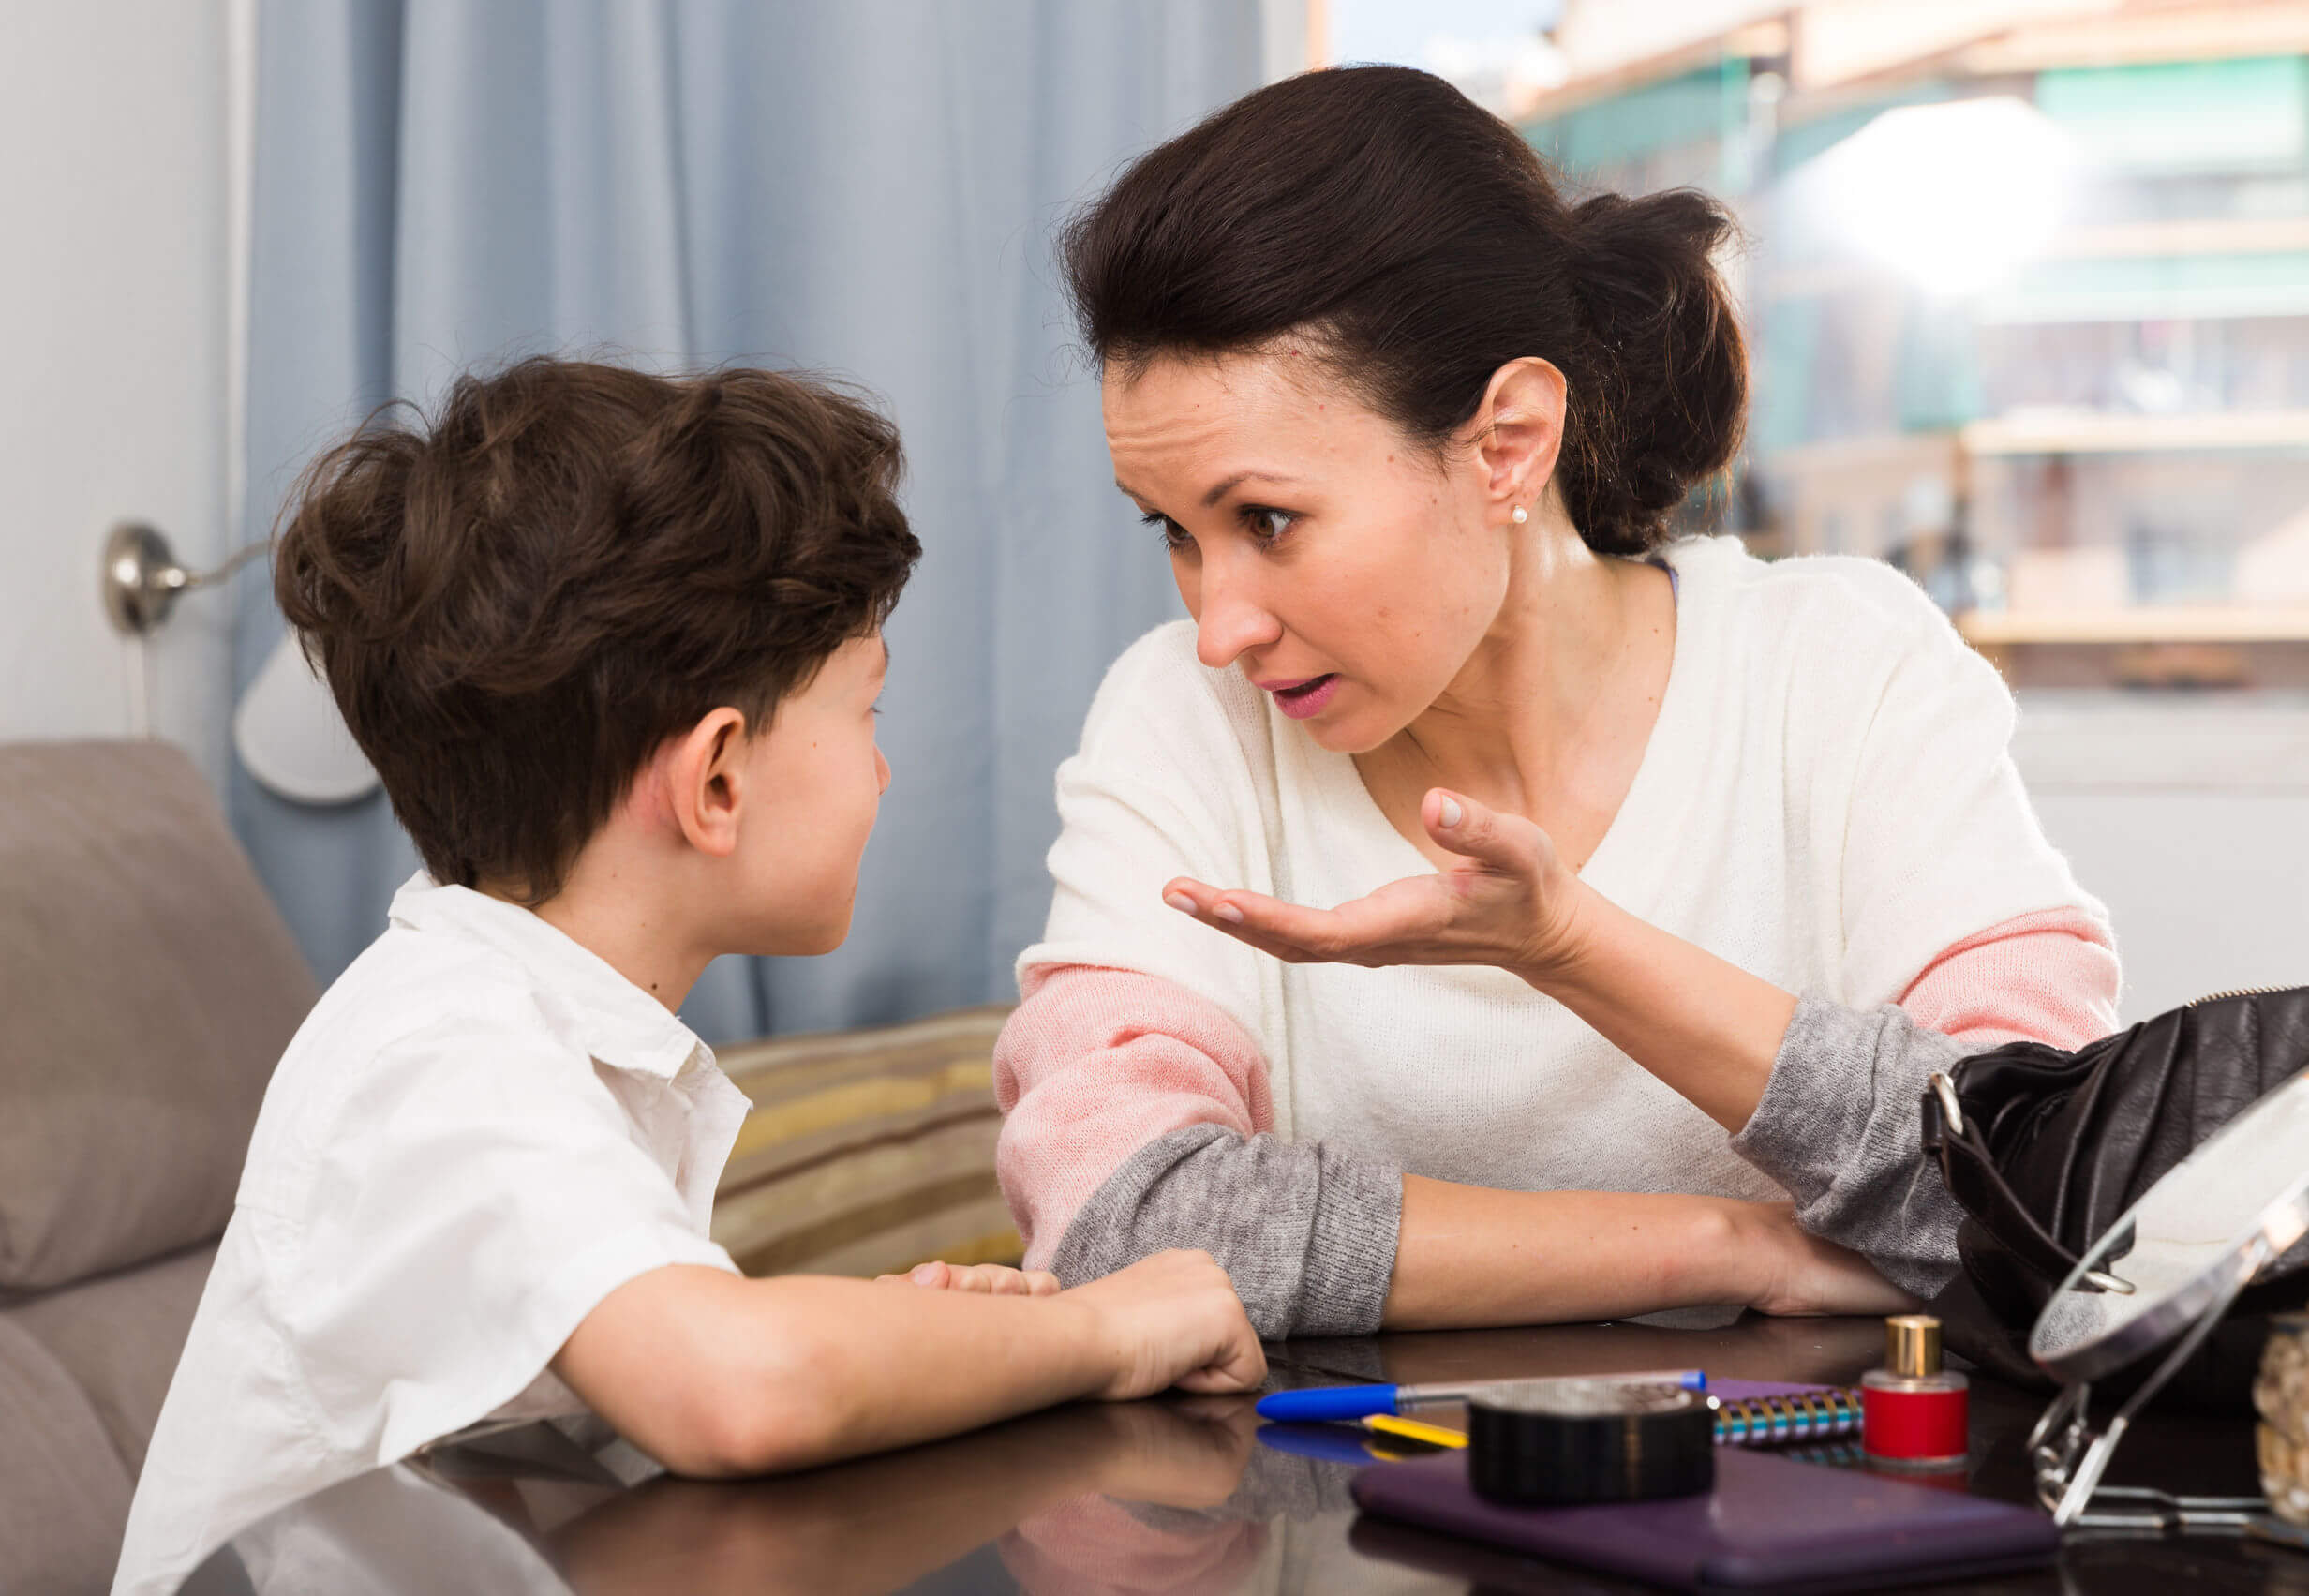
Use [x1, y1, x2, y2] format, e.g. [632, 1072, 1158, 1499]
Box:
[1560, 189, 1747, 552]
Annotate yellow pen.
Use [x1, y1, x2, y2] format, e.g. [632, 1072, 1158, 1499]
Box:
[1363, 1413, 1468, 1449]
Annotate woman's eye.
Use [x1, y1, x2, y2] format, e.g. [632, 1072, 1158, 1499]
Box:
[1244, 506, 1296, 544]
[1141, 510, 1193, 551]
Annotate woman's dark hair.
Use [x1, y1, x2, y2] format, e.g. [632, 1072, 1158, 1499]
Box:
[275, 357, 919, 903]
[1063, 65, 1745, 556]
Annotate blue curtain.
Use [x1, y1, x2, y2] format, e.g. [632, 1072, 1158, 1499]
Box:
[233, 0, 1259, 1041]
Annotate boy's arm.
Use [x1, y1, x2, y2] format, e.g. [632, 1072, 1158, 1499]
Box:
[550, 1249, 1260, 1478]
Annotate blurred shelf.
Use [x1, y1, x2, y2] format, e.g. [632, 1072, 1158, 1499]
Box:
[1960, 2, 2309, 76]
[1759, 431, 1959, 470]
[1960, 410, 2309, 455]
[1959, 607, 2309, 645]
[2045, 215, 2309, 261]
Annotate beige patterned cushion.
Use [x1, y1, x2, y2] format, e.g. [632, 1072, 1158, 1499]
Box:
[711, 1006, 1021, 1278]
[0, 742, 318, 1290]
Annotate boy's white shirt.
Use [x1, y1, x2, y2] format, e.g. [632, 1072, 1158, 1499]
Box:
[112, 874, 749, 1596]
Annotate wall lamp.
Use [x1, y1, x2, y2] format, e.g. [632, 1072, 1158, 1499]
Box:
[99, 520, 380, 805]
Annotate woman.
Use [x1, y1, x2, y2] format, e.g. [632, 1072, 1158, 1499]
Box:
[993, 66, 2117, 1336]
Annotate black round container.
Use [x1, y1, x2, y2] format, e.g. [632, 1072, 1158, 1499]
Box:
[1467, 1381, 1716, 1507]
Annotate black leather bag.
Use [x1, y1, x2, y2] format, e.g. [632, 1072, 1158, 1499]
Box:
[1918, 987, 2309, 1398]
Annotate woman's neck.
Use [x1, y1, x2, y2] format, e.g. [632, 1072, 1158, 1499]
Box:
[1355, 512, 1675, 866]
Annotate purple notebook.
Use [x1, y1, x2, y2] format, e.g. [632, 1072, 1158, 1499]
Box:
[1351, 1445, 2059, 1592]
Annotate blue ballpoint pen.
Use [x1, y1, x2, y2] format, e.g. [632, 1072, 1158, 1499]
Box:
[1255, 1368, 1706, 1424]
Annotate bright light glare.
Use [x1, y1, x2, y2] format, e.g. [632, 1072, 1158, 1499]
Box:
[1811, 97, 2078, 295]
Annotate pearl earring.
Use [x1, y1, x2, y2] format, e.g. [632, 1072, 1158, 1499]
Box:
[1511, 504, 1529, 525]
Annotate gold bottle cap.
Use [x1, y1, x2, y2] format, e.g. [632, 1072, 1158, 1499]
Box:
[1885, 1314, 1944, 1379]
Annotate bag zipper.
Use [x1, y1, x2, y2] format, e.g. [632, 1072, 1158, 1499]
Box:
[2187, 984, 2296, 1005]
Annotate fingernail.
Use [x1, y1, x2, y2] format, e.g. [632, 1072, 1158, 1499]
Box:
[1166, 893, 1199, 914]
[1438, 797, 1464, 828]
[912, 1263, 938, 1283]
[1213, 902, 1244, 923]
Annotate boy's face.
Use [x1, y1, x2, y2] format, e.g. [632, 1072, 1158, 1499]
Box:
[731, 634, 891, 955]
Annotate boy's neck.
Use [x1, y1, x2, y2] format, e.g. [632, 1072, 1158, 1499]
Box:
[528, 889, 713, 1014]
[484, 847, 716, 1015]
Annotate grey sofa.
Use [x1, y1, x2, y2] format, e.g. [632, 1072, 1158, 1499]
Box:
[0, 741, 316, 1595]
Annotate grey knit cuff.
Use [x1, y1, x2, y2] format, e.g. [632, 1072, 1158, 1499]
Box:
[1048, 1125, 1403, 1339]
[1729, 997, 1968, 1298]
[1732, 997, 1891, 1208]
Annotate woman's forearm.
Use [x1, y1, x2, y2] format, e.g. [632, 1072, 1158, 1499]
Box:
[1380, 1174, 1915, 1327]
[1379, 1176, 1757, 1329]
[1523, 883, 1795, 1133]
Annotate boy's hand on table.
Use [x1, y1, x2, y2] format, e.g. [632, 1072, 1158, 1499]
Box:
[1160, 787, 1588, 979]
[878, 1260, 1061, 1296]
[1065, 1249, 1266, 1400]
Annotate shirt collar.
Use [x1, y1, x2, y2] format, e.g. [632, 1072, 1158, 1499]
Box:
[385, 873, 708, 1081]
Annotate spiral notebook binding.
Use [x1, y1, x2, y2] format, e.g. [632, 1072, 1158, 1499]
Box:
[1712, 1388, 1864, 1447]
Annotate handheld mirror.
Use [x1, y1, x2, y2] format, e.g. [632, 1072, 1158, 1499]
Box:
[2025, 1069, 2309, 1528]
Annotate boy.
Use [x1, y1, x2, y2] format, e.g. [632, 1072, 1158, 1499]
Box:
[112, 360, 1262, 1596]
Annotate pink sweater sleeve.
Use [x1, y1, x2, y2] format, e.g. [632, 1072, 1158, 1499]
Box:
[1897, 907, 2121, 1050]
[993, 964, 1274, 1269]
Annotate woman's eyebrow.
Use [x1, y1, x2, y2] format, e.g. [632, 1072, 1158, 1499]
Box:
[1112, 471, 1302, 510]
[1200, 470, 1299, 507]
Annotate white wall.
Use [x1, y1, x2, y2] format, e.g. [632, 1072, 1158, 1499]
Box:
[2014, 694, 2309, 1022]
[0, 3, 233, 784]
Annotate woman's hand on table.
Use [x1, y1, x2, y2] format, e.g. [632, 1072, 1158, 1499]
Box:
[1740, 1201, 1920, 1318]
[1162, 787, 1589, 981]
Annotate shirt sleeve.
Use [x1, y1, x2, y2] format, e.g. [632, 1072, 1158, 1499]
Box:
[1898, 907, 2120, 1048]
[996, 965, 1402, 1338]
[274, 1016, 737, 1465]
[1014, 628, 1288, 1067]
[1833, 585, 2115, 1009]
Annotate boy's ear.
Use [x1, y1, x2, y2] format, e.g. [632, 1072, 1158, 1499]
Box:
[662, 707, 750, 858]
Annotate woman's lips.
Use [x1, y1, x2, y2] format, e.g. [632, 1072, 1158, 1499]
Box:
[1264, 673, 1340, 720]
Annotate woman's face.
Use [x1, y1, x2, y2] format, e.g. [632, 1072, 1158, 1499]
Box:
[1104, 349, 1517, 754]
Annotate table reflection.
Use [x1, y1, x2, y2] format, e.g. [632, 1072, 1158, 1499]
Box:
[547, 1395, 1333, 1596]
[179, 1312, 2308, 1596]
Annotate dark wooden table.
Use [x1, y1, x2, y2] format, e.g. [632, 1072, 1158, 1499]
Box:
[177, 1310, 2309, 1595]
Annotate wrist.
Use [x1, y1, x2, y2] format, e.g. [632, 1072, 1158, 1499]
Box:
[1693, 1199, 1772, 1308]
[1053, 1288, 1133, 1401]
[1512, 876, 1612, 996]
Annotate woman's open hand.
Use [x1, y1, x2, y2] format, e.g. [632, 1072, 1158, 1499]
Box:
[1162, 788, 1588, 983]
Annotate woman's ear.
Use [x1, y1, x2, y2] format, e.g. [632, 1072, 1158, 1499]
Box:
[1467, 357, 1568, 519]
[662, 707, 750, 858]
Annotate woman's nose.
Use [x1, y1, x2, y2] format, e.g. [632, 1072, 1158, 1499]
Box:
[1192, 559, 1284, 671]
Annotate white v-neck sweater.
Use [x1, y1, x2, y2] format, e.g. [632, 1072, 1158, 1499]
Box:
[1016, 535, 2105, 1202]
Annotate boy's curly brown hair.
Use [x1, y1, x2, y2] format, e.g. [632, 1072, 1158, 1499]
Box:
[273, 357, 920, 904]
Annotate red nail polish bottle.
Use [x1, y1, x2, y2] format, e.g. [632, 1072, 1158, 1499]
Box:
[1861, 1314, 1969, 1470]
